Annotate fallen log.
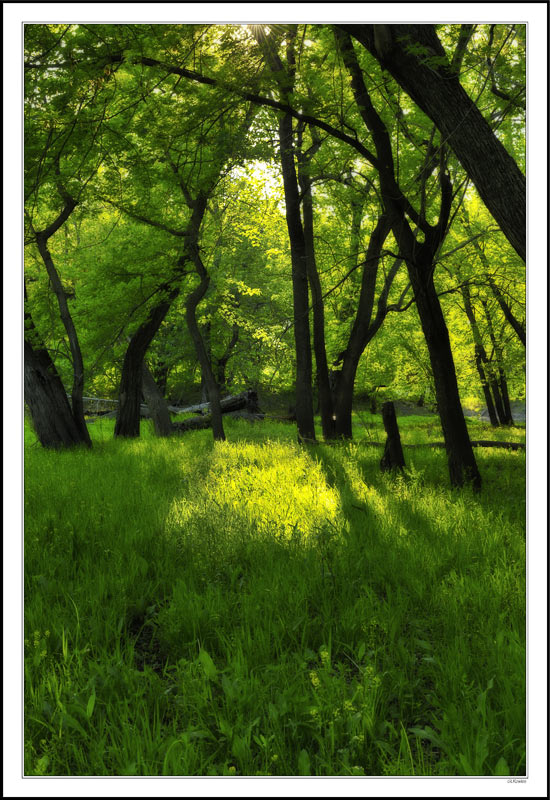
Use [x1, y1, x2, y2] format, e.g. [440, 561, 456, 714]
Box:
[172, 390, 261, 417]
[172, 391, 263, 433]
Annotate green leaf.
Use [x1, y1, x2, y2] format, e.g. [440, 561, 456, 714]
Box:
[86, 689, 96, 719]
[298, 748, 311, 775]
[493, 757, 510, 776]
[61, 711, 87, 738]
[198, 648, 217, 680]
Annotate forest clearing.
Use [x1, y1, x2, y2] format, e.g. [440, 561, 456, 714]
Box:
[19, 16, 535, 784]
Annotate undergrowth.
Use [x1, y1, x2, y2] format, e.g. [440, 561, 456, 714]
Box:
[24, 414, 525, 776]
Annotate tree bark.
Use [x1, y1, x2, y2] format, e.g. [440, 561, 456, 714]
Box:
[115, 293, 177, 437]
[254, 26, 316, 443]
[277, 111, 316, 442]
[34, 236, 91, 446]
[482, 299, 515, 425]
[184, 203, 225, 441]
[336, 28, 481, 489]
[24, 337, 84, 449]
[142, 362, 173, 436]
[460, 283, 499, 426]
[340, 24, 526, 262]
[380, 401, 406, 472]
[296, 129, 335, 439]
[332, 216, 394, 439]
[487, 275, 525, 347]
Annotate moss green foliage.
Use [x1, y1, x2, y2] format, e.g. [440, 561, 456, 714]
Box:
[25, 416, 525, 776]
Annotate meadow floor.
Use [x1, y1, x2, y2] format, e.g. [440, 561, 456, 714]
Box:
[24, 413, 526, 776]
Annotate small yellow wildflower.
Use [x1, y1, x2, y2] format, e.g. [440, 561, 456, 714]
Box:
[271, 754, 279, 762]
[343, 699, 355, 712]
[228, 765, 236, 774]
[309, 671, 321, 688]
[319, 648, 330, 666]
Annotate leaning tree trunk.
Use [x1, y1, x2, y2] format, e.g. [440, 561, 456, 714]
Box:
[142, 362, 173, 436]
[115, 294, 176, 437]
[185, 250, 225, 442]
[35, 235, 91, 446]
[24, 338, 84, 449]
[332, 216, 393, 439]
[340, 24, 526, 261]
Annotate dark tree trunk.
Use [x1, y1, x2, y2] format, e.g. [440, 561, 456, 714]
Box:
[460, 283, 499, 426]
[254, 26, 315, 443]
[279, 111, 316, 442]
[475, 347, 500, 427]
[332, 216, 393, 439]
[184, 206, 225, 441]
[24, 338, 84, 449]
[336, 27, 481, 489]
[487, 275, 525, 347]
[297, 134, 335, 440]
[142, 363, 173, 436]
[340, 24, 526, 262]
[409, 265, 482, 489]
[115, 294, 176, 438]
[482, 299, 515, 425]
[115, 196, 209, 438]
[380, 401, 406, 472]
[35, 235, 91, 446]
[200, 321, 212, 403]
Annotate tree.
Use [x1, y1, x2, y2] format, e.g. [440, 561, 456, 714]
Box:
[339, 24, 526, 262]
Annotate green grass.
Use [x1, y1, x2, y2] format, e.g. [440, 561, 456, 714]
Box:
[24, 414, 525, 776]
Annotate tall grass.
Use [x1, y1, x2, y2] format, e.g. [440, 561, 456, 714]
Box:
[24, 414, 525, 776]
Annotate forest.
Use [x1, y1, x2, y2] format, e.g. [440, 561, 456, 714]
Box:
[23, 22, 527, 779]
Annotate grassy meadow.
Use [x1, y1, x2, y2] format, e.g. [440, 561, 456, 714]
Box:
[24, 412, 526, 777]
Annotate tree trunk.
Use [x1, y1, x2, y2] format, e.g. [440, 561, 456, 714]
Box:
[24, 338, 84, 449]
[115, 195, 208, 438]
[408, 266, 482, 489]
[460, 283, 499, 426]
[340, 24, 526, 261]
[115, 294, 176, 437]
[297, 138, 335, 440]
[335, 26, 481, 488]
[487, 275, 525, 347]
[380, 401, 406, 472]
[279, 110, 316, 442]
[333, 216, 393, 438]
[200, 321, 212, 403]
[482, 299, 515, 425]
[474, 347, 500, 426]
[35, 235, 91, 446]
[142, 363, 173, 436]
[184, 227, 225, 441]
[254, 27, 316, 443]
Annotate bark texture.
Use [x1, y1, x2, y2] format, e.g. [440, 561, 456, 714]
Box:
[380, 401, 406, 472]
[142, 363, 173, 436]
[24, 338, 84, 449]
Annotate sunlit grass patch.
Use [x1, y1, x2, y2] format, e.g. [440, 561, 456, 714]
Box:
[166, 439, 342, 542]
